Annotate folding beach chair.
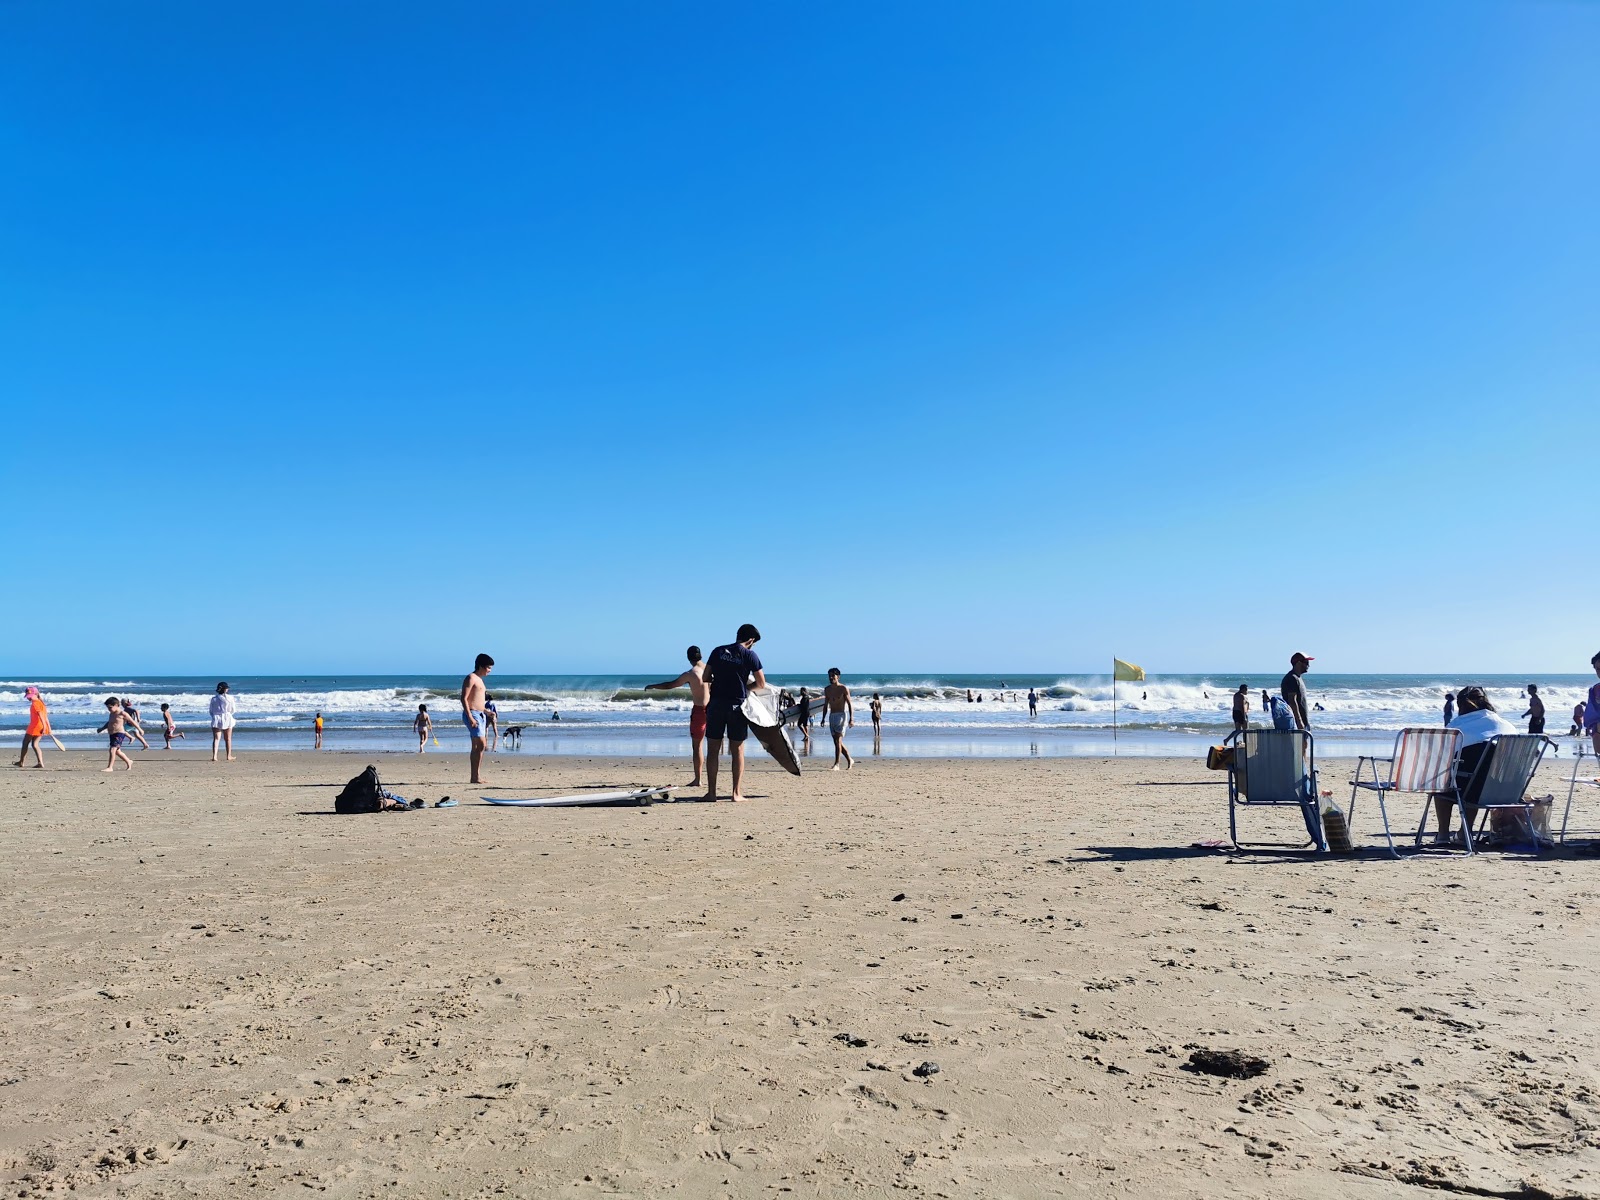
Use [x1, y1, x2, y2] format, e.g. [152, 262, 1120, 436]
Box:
[1347, 727, 1461, 858]
[1560, 744, 1600, 845]
[1449, 734, 1556, 855]
[1226, 729, 1326, 852]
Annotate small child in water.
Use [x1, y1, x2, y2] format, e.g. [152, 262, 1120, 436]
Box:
[161, 702, 186, 749]
[98, 698, 134, 772]
[415, 704, 431, 753]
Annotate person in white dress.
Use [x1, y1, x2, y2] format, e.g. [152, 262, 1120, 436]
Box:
[209, 681, 238, 763]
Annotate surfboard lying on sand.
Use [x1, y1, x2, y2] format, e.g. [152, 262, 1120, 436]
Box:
[742, 688, 802, 776]
[483, 785, 681, 808]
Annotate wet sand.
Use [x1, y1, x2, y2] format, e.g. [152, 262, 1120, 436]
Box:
[2, 748, 1596, 1198]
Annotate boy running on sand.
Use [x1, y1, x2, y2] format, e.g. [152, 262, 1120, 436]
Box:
[646, 645, 711, 787]
[821, 668, 854, 771]
[15, 686, 48, 767]
[160, 703, 186, 748]
[122, 698, 151, 750]
[415, 704, 431, 752]
[461, 653, 495, 784]
[98, 698, 134, 772]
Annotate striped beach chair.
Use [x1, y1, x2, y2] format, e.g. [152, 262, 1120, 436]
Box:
[1560, 744, 1600, 845]
[1451, 734, 1556, 855]
[1348, 727, 1461, 858]
[1227, 729, 1326, 853]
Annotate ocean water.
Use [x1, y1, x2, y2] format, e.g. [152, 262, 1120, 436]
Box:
[3, 673, 1591, 759]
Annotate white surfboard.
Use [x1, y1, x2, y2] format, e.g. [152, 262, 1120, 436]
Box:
[482, 785, 682, 808]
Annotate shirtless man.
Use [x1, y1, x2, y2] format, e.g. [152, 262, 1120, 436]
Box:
[870, 692, 882, 736]
[461, 653, 495, 784]
[821, 668, 854, 771]
[1521, 684, 1545, 736]
[646, 645, 711, 787]
[1231, 684, 1250, 731]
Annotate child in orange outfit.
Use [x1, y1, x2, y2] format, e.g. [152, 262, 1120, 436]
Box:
[16, 686, 49, 768]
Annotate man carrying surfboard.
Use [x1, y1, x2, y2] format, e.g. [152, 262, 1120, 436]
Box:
[645, 645, 710, 788]
[461, 653, 495, 784]
[704, 625, 765, 803]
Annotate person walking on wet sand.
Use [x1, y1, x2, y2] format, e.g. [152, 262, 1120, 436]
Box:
[122, 698, 151, 751]
[414, 704, 431, 752]
[15, 686, 49, 767]
[209, 682, 237, 762]
[484, 695, 499, 750]
[99, 698, 135, 772]
[1281, 653, 1313, 731]
[704, 624, 765, 802]
[1231, 684, 1250, 731]
[161, 703, 185, 748]
[821, 668, 854, 770]
[462, 653, 495, 784]
[870, 692, 883, 736]
[1521, 685, 1545, 736]
[646, 645, 711, 788]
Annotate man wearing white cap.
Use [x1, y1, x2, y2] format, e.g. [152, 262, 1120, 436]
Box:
[1281, 652, 1314, 732]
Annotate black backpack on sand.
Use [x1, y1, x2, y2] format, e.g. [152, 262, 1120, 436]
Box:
[335, 765, 384, 814]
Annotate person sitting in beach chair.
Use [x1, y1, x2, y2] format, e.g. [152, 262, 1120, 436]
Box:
[1431, 686, 1513, 844]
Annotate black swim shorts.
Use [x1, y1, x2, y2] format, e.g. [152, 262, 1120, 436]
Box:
[705, 702, 749, 743]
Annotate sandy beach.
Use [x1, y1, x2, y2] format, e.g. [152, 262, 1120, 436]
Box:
[2, 749, 1596, 1198]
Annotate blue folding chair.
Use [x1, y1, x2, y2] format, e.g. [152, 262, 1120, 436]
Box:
[1227, 729, 1326, 853]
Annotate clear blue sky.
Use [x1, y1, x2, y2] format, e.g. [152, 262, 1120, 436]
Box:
[2, 2, 1595, 675]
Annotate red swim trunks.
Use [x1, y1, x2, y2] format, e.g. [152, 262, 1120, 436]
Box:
[690, 704, 708, 741]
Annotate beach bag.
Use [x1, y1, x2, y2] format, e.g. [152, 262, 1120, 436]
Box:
[1206, 745, 1234, 771]
[335, 765, 384, 814]
[1269, 697, 1294, 732]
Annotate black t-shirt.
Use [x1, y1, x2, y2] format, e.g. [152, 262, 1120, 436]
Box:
[1281, 671, 1309, 728]
[707, 643, 763, 707]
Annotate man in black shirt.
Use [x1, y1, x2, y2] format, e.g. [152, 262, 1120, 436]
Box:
[704, 623, 766, 803]
[1281, 652, 1313, 732]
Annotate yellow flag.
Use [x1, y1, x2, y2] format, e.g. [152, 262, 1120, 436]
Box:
[1113, 658, 1145, 682]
